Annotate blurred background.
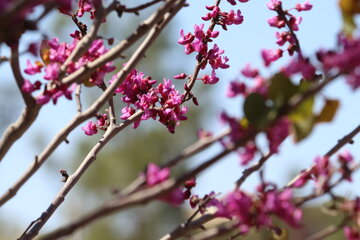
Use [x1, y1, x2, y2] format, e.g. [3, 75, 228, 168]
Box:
[0, 0, 360, 239]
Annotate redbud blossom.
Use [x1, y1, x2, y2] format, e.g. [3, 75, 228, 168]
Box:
[267, 0, 282, 11]
[81, 121, 98, 136]
[261, 49, 283, 66]
[146, 163, 170, 186]
[226, 80, 246, 97]
[24, 60, 43, 75]
[344, 226, 360, 240]
[268, 16, 286, 28]
[295, 0, 312, 12]
[241, 63, 259, 78]
[266, 118, 290, 153]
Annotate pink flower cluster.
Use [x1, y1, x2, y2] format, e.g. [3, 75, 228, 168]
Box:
[266, 117, 290, 154]
[112, 69, 187, 133]
[317, 35, 360, 90]
[202, 5, 244, 30]
[262, 0, 313, 67]
[342, 198, 360, 239]
[81, 114, 109, 136]
[22, 36, 115, 104]
[290, 151, 354, 190]
[178, 3, 248, 85]
[145, 163, 196, 206]
[208, 186, 302, 234]
[227, 64, 267, 98]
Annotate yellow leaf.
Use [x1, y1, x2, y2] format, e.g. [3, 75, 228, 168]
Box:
[271, 227, 289, 240]
[315, 99, 340, 123]
[40, 39, 51, 65]
[339, 0, 360, 35]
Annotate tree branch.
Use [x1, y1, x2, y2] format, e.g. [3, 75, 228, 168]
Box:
[0, 44, 42, 162]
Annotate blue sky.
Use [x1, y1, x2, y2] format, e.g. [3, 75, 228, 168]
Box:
[1, 0, 360, 236]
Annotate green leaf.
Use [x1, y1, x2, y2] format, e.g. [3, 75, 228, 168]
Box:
[244, 93, 273, 129]
[268, 73, 298, 108]
[315, 99, 340, 123]
[289, 97, 315, 142]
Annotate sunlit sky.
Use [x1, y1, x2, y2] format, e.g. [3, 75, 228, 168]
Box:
[1, 0, 360, 237]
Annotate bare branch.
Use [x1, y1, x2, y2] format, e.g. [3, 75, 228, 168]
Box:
[304, 217, 351, 240]
[188, 222, 237, 240]
[75, 84, 82, 113]
[19, 111, 143, 240]
[234, 152, 272, 189]
[159, 214, 217, 240]
[0, 44, 42, 162]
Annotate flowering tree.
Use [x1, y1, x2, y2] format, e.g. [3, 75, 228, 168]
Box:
[1, 0, 360, 239]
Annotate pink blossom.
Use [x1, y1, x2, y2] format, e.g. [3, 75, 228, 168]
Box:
[120, 106, 135, 120]
[21, 80, 41, 93]
[268, 16, 286, 28]
[288, 16, 302, 31]
[289, 169, 312, 188]
[346, 70, 360, 90]
[275, 32, 295, 46]
[223, 10, 244, 25]
[261, 49, 283, 66]
[282, 57, 316, 80]
[250, 77, 268, 96]
[267, 0, 282, 10]
[36, 92, 51, 105]
[27, 42, 39, 56]
[263, 189, 302, 227]
[266, 117, 290, 153]
[226, 80, 246, 97]
[24, 60, 43, 75]
[77, 0, 93, 17]
[43, 63, 60, 80]
[295, 0, 312, 12]
[239, 142, 257, 165]
[146, 163, 170, 186]
[202, 70, 219, 84]
[81, 121, 98, 136]
[226, 0, 249, 5]
[178, 29, 194, 44]
[241, 63, 259, 78]
[344, 226, 360, 240]
[160, 188, 185, 206]
[173, 73, 187, 79]
[339, 150, 354, 164]
[220, 111, 247, 142]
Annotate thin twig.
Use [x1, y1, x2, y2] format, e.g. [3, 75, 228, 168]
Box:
[116, 0, 164, 15]
[234, 152, 272, 189]
[188, 222, 238, 240]
[0, 44, 42, 162]
[18, 111, 143, 240]
[159, 214, 216, 240]
[304, 217, 351, 240]
[75, 84, 82, 113]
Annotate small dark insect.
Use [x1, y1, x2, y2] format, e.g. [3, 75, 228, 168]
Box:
[60, 169, 69, 182]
